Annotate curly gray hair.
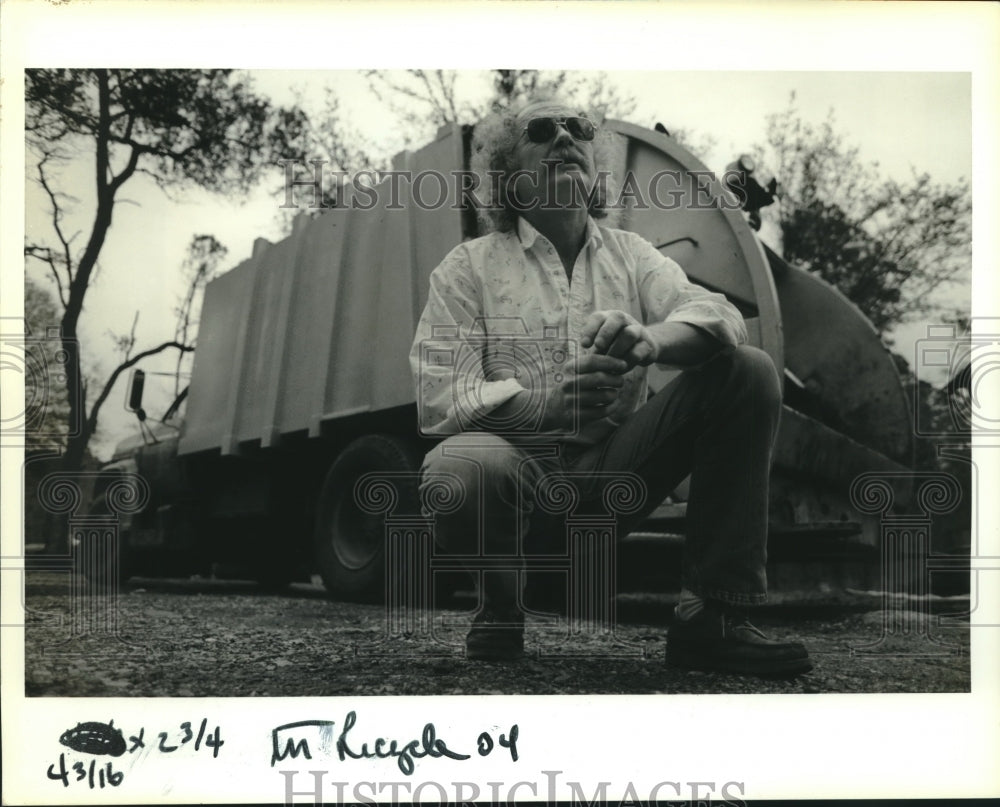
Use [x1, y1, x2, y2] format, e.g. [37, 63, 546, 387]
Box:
[470, 97, 620, 234]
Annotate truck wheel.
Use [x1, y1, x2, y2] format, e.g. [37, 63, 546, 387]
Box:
[314, 434, 425, 602]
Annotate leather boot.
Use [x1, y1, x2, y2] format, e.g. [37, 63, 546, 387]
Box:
[666, 600, 812, 676]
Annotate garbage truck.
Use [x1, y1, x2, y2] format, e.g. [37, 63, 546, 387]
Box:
[90, 120, 914, 599]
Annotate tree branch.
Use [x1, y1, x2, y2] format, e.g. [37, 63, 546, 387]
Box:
[36, 153, 75, 291]
[86, 340, 195, 436]
[24, 246, 69, 309]
[107, 133, 200, 164]
[109, 145, 142, 194]
[121, 310, 139, 361]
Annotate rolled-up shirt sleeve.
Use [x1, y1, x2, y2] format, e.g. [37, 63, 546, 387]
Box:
[409, 244, 527, 435]
[630, 232, 748, 352]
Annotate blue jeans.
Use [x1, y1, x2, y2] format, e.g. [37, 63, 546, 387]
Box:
[419, 345, 782, 608]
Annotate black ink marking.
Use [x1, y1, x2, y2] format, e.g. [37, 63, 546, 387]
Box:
[336, 710, 471, 776]
[204, 725, 225, 758]
[269, 713, 496, 776]
[194, 718, 207, 751]
[270, 720, 335, 767]
[57, 756, 123, 790]
[128, 728, 145, 753]
[59, 721, 126, 757]
[157, 732, 178, 753]
[499, 724, 519, 761]
[47, 753, 69, 787]
[106, 762, 124, 786]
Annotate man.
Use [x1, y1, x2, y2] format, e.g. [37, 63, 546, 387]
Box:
[409, 98, 811, 676]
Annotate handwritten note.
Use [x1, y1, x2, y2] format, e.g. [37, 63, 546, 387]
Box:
[271, 711, 518, 776]
[47, 718, 224, 791]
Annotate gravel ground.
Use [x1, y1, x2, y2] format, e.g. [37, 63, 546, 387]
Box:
[22, 573, 970, 697]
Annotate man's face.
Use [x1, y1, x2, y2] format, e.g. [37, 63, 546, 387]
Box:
[511, 102, 597, 212]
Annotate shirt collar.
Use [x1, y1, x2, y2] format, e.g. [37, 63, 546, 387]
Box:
[516, 216, 605, 252]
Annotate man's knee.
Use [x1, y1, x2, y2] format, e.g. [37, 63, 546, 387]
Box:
[419, 434, 531, 553]
[420, 432, 524, 494]
[711, 345, 781, 409]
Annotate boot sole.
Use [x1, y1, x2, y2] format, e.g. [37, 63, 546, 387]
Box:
[466, 647, 526, 662]
[666, 644, 813, 677]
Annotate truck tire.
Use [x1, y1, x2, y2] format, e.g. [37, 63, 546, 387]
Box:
[314, 433, 426, 602]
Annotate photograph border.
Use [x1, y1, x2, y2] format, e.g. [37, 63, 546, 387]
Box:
[2, 1, 998, 804]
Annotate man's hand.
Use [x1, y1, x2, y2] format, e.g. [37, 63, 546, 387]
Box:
[580, 310, 659, 367]
[541, 352, 629, 431]
[582, 311, 724, 369]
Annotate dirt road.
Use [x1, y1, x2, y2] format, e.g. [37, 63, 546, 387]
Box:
[22, 573, 970, 697]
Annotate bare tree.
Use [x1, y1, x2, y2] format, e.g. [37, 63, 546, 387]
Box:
[276, 87, 385, 229]
[488, 70, 570, 112]
[364, 70, 474, 140]
[364, 69, 638, 140]
[24, 69, 310, 475]
[172, 235, 228, 396]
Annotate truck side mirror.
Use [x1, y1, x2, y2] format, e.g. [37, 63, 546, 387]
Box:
[724, 154, 778, 231]
[127, 369, 147, 422]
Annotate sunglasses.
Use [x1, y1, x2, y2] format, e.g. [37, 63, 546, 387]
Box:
[522, 116, 596, 143]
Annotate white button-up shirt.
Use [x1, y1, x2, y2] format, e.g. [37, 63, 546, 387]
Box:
[410, 217, 747, 446]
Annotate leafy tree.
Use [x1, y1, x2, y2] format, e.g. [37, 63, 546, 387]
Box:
[24, 69, 310, 476]
[758, 94, 971, 333]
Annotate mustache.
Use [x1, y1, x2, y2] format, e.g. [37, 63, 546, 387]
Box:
[543, 150, 586, 167]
